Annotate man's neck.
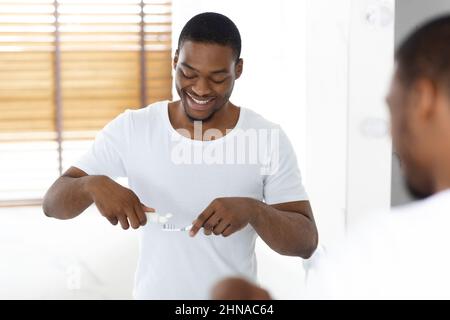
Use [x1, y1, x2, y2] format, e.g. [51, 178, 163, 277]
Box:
[168, 100, 240, 141]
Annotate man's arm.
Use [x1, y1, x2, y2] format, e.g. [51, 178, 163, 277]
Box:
[43, 166, 97, 220]
[190, 198, 318, 259]
[43, 166, 153, 229]
[252, 200, 317, 258]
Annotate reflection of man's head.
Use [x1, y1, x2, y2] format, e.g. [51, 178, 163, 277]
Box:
[387, 16, 450, 200]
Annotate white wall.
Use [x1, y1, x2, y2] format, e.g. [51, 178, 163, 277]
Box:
[304, 0, 350, 246]
[303, 0, 393, 280]
[345, 0, 394, 224]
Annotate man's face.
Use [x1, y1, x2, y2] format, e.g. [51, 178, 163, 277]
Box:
[386, 68, 434, 199]
[173, 41, 243, 122]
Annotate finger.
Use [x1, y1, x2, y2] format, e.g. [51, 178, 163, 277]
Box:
[126, 207, 141, 229]
[141, 203, 155, 213]
[204, 226, 212, 236]
[106, 216, 118, 226]
[222, 224, 234, 237]
[203, 214, 220, 235]
[118, 215, 130, 230]
[203, 215, 222, 236]
[190, 204, 216, 237]
[135, 203, 147, 226]
[213, 219, 230, 235]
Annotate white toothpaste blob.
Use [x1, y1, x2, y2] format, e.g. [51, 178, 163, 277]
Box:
[147, 212, 173, 224]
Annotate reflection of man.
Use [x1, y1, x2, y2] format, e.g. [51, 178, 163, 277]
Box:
[213, 15, 450, 299]
[42, 12, 318, 299]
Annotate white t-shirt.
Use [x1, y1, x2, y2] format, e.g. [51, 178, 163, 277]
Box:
[307, 189, 450, 299]
[74, 100, 308, 299]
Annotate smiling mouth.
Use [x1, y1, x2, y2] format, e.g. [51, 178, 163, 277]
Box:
[186, 92, 215, 105]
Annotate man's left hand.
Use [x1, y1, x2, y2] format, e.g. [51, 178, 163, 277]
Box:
[190, 197, 260, 237]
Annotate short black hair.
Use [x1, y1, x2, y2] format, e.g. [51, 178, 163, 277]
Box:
[177, 12, 241, 62]
[396, 15, 450, 96]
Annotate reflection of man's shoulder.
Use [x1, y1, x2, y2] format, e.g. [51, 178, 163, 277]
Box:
[310, 192, 450, 298]
[390, 189, 450, 221]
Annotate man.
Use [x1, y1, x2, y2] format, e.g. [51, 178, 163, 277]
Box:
[42, 12, 318, 299]
[325, 14, 450, 299]
[213, 15, 450, 300]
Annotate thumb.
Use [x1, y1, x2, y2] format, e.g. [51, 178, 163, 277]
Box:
[141, 204, 155, 213]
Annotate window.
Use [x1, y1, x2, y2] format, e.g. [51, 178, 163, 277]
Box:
[0, 0, 172, 205]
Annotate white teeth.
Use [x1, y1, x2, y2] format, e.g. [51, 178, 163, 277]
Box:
[193, 98, 208, 105]
[187, 92, 213, 105]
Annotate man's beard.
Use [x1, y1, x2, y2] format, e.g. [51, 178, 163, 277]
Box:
[183, 102, 218, 123]
[405, 176, 433, 200]
[396, 152, 432, 200]
[181, 93, 229, 123]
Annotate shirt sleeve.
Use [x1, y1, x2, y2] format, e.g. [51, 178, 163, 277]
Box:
[73, 110, 130, 179]
[263, 126, 308, 205]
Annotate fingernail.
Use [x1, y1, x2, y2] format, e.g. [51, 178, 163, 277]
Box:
[189, 230, 195, 237]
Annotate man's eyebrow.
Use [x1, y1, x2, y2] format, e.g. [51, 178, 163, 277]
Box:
[180, 62, 229, 74]
[211, 69, 229, 74]
[181, 62, 198, 71]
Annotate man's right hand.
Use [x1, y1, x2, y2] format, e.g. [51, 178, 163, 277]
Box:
[86, 175, 155, 229]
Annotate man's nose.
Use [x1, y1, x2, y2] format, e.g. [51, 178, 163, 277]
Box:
[191, 77, 212, 97]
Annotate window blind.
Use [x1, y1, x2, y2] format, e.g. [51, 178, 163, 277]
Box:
[0, 0, 172, 205]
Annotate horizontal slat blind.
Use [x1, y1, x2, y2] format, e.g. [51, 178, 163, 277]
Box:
[0, 1, 55, 134]
[59, 0, 172, 131]
[0, 0, 172, 205]
[0, 0, 172, 135]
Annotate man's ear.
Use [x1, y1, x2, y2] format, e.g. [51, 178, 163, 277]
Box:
[412, 78, 437, 122]
[173, 49, 179, 70]
[235, 58, 243, 79]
